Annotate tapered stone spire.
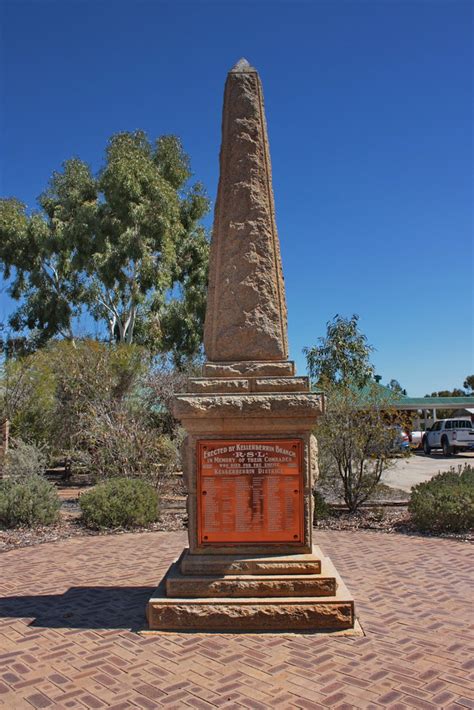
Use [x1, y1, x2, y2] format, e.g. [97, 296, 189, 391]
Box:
[203, 59, 288, 362]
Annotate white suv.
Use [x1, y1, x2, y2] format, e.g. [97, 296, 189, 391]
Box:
[422, 418, 474, 456]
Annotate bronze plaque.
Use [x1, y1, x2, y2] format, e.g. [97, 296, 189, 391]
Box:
[197, 440, 303, 545]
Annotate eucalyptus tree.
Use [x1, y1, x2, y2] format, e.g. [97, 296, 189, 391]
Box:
[304, 314, 375, 388]
[0, 187, 89, 342]
[305, 315, 397, 512]
[0, 132, 209, 353]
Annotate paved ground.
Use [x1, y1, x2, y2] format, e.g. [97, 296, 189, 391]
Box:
[1, 529, 473, 709]
[382, 452, 474, 492]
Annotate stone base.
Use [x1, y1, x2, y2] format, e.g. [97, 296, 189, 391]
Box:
[146, 549, 357, 633]
[166, 563, 337, 599]
[180, 547, 322, 576]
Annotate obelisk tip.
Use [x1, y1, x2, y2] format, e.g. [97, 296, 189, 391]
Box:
[230, 58, 255, 73]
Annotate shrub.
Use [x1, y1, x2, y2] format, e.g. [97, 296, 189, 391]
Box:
[77, 401, 178, 486]
[1, 341, 189, 487]
[409, 465, 474, 533]
[0, 340, 147, 452]
[0, 475, 60, 527]
[313, 490, 332, 522]
[2, 439, 47, 478]
[316, 382, 398, 512]
[79, 478, 159, 529]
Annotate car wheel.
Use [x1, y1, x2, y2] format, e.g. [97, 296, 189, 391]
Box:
[423, 437, 431, 455]
[442, 437, 452, 456]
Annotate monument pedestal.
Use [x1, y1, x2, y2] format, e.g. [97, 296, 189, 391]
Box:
[147, 548, 356, 632]
[146, 365, 358, 633]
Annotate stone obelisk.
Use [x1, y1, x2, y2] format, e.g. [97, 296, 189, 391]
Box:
[204, 57, 288, 363]
[146, 60, 358, 633]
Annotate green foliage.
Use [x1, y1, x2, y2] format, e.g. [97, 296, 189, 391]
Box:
[316, 382, 397, 512]
[304, 314, 374, 388]
[0, 340, 147, 451]
[313, 490, 331, 521]
[0, 349, 57, 444]
[387, 379, 407, 396]
[409, 465, 474, 533]
[0, 340, 184, 489]
[0, 189, 89, 343]
[464, 375, 474, 394]
[78, 401, 178, 485]
[79, 478, 159, 529]
[2, 439, 47, 478]
[426, 388, 466, 397]
[0, 475, 60, 528]
[0, 131, 209, 357]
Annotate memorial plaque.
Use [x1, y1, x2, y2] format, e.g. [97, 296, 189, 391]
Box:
[197, 440, 303, 544]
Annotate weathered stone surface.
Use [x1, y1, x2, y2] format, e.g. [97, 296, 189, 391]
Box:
[187, 378, 250, 393]
[148, 601, 353, 631]
[253, 377, 309, 393]
[167, 572, 336, 599]
[186, 376, 310, 394]
[203, 59, 288, 362]
[203, 361, 295, 377]
[310, 434, 319, 485]
[172, 393, 324, 420]
[180, 547, 322, 576]
[147, 558, 355, 632]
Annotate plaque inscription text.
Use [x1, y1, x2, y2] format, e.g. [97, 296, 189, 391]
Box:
[197, 440, 303, 544]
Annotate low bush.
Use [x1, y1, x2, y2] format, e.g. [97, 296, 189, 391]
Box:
[2, 439, 47, 478]
[79, 478, 159, 529]
[0, 475, 60, 527]
[409, 465, 474, 533]
[76, 400, 179, 486]
[313, 489, 332, 522]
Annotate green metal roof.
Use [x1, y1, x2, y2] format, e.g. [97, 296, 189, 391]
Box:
[312, 381, 474, 410]
[392, 395, 474, 408]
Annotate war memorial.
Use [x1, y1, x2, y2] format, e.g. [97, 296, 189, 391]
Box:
[146, 59, 357, 633]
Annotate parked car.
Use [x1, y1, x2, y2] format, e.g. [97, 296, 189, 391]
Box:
[409, 431, 424, 449]
[422, 418, 474, 456]
[391, 426, 410, 452]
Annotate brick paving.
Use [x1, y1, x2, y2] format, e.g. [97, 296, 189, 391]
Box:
[0, 530, 473, 709]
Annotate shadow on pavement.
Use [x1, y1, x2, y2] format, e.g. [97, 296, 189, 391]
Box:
[0, 586, 156, 630]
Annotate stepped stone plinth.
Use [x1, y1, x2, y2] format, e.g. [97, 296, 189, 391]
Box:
[146, 59, 358, 633]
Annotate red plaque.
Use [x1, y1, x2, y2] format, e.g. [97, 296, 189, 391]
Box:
[197, 440, 303, 545]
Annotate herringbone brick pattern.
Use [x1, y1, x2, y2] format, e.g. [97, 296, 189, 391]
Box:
[0, 530, 473, 709]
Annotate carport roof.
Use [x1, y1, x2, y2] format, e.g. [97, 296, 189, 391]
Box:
[313, 381, 474, 410]
[352, 382, 474, 410]
[391, 395, 474, 409]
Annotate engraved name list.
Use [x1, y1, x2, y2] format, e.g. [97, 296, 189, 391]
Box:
[197, 440, 303, 544]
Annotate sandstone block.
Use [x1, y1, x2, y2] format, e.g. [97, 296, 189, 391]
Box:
[180, 547, 323, 576]
[253, 377, 310, 393]
[187, 378, 250, 393]
[166, 571, 336, 599]
[203, 361, 295, 377]
[147, 557, 355, 632]
[171, 393, 324, 420]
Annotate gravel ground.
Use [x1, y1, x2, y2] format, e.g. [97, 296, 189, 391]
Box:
[2, 502, 471, 554]
[0, 510, 187, 553]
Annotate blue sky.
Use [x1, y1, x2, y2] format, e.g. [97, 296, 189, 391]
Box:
[1, 0, 472, 395]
